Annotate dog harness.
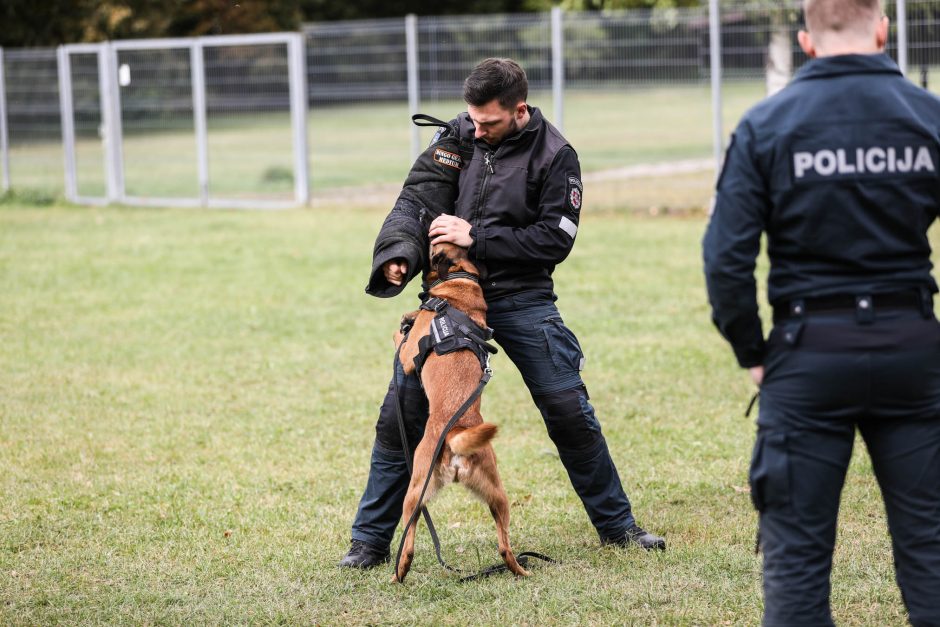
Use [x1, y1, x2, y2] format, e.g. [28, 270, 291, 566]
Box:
[412, 295, 498, 379]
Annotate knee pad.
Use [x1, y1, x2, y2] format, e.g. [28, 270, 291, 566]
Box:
[533, 386, 603, 453]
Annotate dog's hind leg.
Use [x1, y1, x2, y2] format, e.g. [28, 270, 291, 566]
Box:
[392, 437, 446, 583]
[464, 447, 531, 577]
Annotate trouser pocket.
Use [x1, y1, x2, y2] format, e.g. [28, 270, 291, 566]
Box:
[749, 431, 791, 512]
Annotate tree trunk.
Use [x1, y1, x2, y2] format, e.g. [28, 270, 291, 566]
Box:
[765, 10, 792, 97]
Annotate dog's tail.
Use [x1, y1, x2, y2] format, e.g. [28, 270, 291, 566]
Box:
[447, 423, 498, 456]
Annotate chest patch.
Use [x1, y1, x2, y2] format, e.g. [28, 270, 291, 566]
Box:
[433, 147, 462, 170]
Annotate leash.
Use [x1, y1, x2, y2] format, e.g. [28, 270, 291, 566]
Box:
[391, 341, 463, 575]
[390, 340, 556, 582]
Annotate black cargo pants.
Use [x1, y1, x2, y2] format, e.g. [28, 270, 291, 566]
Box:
[752, 300, 940, 627]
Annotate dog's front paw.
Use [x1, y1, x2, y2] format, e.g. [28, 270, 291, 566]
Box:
[400, 310, 419, 333]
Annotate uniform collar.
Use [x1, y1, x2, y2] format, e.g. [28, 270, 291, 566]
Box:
[793, 53, 901, 82]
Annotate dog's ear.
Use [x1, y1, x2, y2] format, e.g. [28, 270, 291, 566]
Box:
[430, 249, 451, 281]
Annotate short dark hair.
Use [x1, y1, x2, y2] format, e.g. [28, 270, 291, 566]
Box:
[804, 0, 881, 35]
[463, 58, 528, 110]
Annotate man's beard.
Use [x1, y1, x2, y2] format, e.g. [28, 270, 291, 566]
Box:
[489, 116, 518, 147]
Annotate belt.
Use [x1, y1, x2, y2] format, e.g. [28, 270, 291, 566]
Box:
[772, 290, 928, 323]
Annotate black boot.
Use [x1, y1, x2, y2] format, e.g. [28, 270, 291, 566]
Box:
[602, 524, 667, 551]
[338, 539, 391, 569]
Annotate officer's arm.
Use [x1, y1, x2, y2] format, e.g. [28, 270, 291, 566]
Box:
[366, 197, 427, 298]
[366, 117, 465, 298]
[702, 121, 769, 368]
[468, 147, 582, 265]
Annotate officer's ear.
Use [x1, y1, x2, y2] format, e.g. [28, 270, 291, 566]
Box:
[797, 29, 817, 58]
[875, 15, 889, 51]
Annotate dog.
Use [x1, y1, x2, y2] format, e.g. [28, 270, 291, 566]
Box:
[391, 241, 529, 583]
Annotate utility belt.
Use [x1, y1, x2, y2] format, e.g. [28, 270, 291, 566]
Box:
[768, 288, 937, 351]
[772, 289, 933, 324]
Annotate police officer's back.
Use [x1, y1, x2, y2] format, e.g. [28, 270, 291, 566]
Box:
[703, 0, 940, 624]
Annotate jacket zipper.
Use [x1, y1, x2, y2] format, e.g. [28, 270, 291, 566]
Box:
[474, 149, 496, 229]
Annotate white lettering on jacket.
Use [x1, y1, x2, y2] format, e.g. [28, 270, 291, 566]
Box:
[793, 146, 936, 179]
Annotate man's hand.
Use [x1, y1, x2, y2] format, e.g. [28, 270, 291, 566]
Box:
[749, 365, 764, 387]
[383, 258, 409, 286]
[429, 214, 474, 248]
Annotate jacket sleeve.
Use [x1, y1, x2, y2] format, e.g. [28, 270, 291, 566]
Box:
[702, 121, 769, 368]
[365, 123, 465, 298]
[468, 146, 582, 266]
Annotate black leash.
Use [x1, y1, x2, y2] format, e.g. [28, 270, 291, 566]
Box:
[392, 340, 490, 581]
[390, 340, 556, 582]
[391, 342, 460, 574]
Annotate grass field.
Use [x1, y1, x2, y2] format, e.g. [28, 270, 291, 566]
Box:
[2, 198, 938, 624]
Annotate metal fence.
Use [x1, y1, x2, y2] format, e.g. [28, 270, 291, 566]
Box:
[2, 1, 940, 207]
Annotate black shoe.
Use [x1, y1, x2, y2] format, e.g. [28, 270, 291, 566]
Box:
[603, 525, 667, 551]
[338, 539, 391, 569]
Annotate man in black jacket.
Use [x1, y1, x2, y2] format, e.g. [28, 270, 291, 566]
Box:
[341, 58, 665, 569]
[703, 0, 940, 623]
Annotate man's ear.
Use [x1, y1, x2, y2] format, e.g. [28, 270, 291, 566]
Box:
[875, 15, 889, 51]
[798, 29, 817, 58]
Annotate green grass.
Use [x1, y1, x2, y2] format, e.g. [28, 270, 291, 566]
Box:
[2, 201, 937, 624]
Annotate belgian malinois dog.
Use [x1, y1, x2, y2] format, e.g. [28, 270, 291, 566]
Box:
[391, 241, 529, 583]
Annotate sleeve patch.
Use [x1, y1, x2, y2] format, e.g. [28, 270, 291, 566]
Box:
[559, 216, 578, 239]
[433, 147, 462, 170]
[567, 175, 583, 210]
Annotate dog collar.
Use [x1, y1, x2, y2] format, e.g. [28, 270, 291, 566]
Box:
[429, 271, 479, 290]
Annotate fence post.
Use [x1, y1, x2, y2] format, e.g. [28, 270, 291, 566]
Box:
[406, 14, 420, 158]
[191, 41, 209, 207]
[57, 46, 78, 202]
[288, 33, 310, 206]
[100, 43, 125, 203]
[551, 6, 565, 132]
[708, 0, 724, 176]
[0, 47, 9, 192]
[897, 0, 908, 76]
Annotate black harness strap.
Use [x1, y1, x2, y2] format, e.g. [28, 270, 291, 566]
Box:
[413, 297, 498, 381]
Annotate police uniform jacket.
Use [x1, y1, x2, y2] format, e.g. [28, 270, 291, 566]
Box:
[703, 53, 940, 367]
[454, 106, 583, 301]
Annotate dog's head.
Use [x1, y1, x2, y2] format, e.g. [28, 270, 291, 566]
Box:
[428, 241, 484, 283]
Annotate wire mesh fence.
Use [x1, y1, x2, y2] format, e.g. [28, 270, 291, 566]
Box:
[3, 48, 63, 195]
[3, 1, 940, 207]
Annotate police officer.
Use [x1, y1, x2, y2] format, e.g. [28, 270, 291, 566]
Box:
[703, 0, 940, 623]
[340, 58, 666, 569]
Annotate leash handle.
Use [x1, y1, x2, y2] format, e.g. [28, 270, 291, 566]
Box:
[411, 113, 451, 128]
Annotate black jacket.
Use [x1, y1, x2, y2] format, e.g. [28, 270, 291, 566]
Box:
[367, 107, 583, 302]
[703, 54, 940, 367]
[456, 107, 582, 301]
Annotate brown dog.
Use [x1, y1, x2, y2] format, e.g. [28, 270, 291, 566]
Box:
[391, 241, 529, 583]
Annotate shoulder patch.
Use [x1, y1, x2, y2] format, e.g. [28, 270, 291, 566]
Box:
[433, 147, 462, 170]
[567, 175, 583, 211]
